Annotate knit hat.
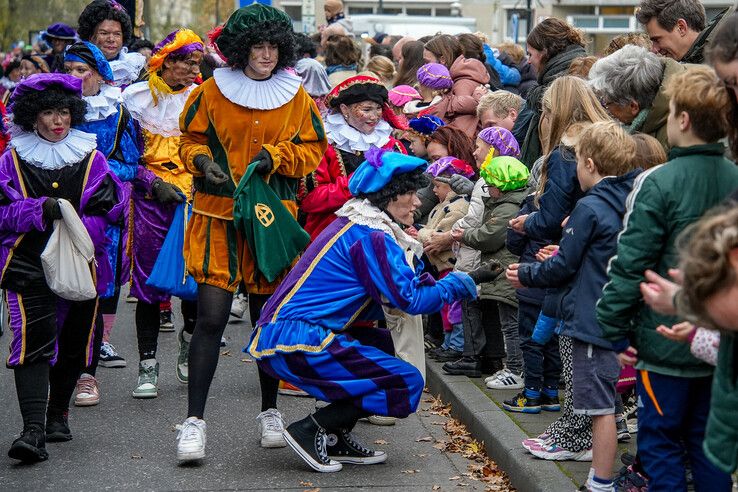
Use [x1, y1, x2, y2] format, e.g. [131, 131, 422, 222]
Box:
[64, 41, 114, 82]
[388, 85, 421, 107]
[149, 28, 204, 74]
[42, 23, 77, 42]
[478, 126, 520, 158]
[480, 155, 529, 191]
[210, 4, 292, 62]
[9, 73, 82, 111]
[426, 156, 475, 179]
[417, 63, 452, 90]
[349, 147, 427, 194]
[407, 115, 445, 137]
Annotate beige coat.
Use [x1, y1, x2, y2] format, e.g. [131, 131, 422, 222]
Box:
[417, 191, 470, 272]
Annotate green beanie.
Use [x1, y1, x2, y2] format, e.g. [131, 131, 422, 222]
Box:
[216, 4, 292, 55]
[479, 155, 529, 191]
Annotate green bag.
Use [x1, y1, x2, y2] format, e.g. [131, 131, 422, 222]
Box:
[233, 163, 310, 283]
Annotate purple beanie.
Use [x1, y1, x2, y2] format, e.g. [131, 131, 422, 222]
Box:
[478, 126, 520, 158]
[417, 63, 452, 90]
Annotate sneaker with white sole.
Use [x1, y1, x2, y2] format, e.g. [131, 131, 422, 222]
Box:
[529, 441, 592, 461]
[176, 417, 206, 462]
[176, 329, 189, 384]
[230, 294, 248, 319]
[522, 434, 550, 452]
[361, 415, 396, 426]
[283, 415, 342, 473]
[74, 373, 100, 407]
[257, 408, 286, 448]
[159, 310, 174, 332]
[485, 369, 524, 390]
[327, 429, 387, 464]
[99, 342, 126, 368]
[484, 369, 507, 384]
[132, 359, 159, 399]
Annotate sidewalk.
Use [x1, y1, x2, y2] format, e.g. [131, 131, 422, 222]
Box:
[426, 359, 637, 492]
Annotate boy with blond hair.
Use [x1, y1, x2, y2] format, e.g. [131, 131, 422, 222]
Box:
[597, 65, 738, 490]
[507, 121, 641, 491]
[476, 90, 523, 132]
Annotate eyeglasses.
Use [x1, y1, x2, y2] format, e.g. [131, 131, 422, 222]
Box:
[481, 184, 492, 192]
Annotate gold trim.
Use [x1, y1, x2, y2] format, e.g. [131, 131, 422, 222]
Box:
[191, 206, 233, 221]
[84, 299, 99, 367]
[10, 150, 28, 198]
[248, 327, 336, 358]
[18, 293, 26, 365]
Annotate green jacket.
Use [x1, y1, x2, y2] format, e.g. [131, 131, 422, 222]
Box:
[597, 144, 738, 377]
[682, 6, 732, 65]
[462, 188, 525, 306]
[704, 332, 738, 473]
[639, 59, 686, 151]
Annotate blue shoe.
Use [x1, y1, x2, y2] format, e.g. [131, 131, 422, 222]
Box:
[541, 393, 560, 412]
[502, 392, 541, 414]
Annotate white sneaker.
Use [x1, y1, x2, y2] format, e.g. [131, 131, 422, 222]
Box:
[176, 417, 206, 462]
[230, 294, 248, 319]
[485, 369, 524, 390]
[257, 408, 286, 448]
[484, 369, 507, 384]
[361, 415, 397, 426]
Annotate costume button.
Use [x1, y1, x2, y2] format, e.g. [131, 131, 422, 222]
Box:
[253, 139, 258, 143]
[255, 120, 259, 125]
[52, 182, 59, 189]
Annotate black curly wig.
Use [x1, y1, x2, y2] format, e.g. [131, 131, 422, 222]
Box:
[78, 0, 133, 46]
[356, 168, 430, 211]
[294, 32, 317, 59]
[12, 88, 87, 132]
[219, 21, 296, 72]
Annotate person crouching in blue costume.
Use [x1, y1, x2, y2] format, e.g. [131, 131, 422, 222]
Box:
[247, 148, 502, 473]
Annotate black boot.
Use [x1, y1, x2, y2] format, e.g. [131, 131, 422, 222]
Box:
[326, 428, 387, 464]
[442, 356, 481, 377]
[434, 348, 463, 362]
[8, 425, 48, 463]
[45, 412, 72, 442]
[283, 415, 342, 473]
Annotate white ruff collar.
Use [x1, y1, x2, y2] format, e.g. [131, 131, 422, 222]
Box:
[324, 112, 392, 153]
[84, 84, 122, 122]
[213, 68, 302, 110]
[123, 81, 195, 137]
[109, 48, 146, 87]
[10, 128, 97, 170]
[336, 198, 423, 258]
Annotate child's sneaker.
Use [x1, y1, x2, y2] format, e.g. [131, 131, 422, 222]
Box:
[74, 373, 100, 406]
[502, 391, 541, 414]
[99, 342, 126, 368]
[540, 393, 561, 412]
[485, 368, 524, 390]
[160, 310, 174, 332]
[616, 416, 631, 442]
[529, 441, 592, 461]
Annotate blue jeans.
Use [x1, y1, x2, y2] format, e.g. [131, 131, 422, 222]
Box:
[636, 370, 731, 492]
[518, 301, 561, 391]
[442, 323, 464, 352]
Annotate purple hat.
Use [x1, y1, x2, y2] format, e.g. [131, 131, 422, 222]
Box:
[417, 63, 452, 90]
[426, 156, 475, 179]
[9, 73, 82, 111]
[478, 126, 520, 158]
[42, 23, 77, 42]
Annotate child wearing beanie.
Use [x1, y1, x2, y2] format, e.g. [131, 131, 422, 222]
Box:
[403, 63, 452, 116]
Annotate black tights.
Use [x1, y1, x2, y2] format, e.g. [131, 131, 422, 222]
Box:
[312, 400, 368, 432]
[249, 294, 279, 412]
[87, 293, 120, 377]
[136, 299, 197, 361]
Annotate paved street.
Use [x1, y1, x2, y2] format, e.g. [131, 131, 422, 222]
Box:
[0, 295, 489, 491]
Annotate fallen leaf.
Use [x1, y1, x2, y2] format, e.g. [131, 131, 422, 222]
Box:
[432, 486, 441, 491]
[417, 453, 427, 458]
[131, 454, 143, 459]
[240, 358, 253, 363]
[457, 482, 469, 487]
[401, 469, 420, 474]
[416, 436, 432, 442]
[221, 350, 231, 356]
[299, 481, 313, 487]
[449, 476, 461, 481]
[374, 439, 388, 445]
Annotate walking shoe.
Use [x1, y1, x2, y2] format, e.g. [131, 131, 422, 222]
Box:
[484, 368, 506, 383]
[522, 433, 550, 452]
[278, 380, 309, 397]
[176, 417, 206, 462]
[8, 425, 48, 463]
[485, 369, 524, 390]
[283, 415, 342, 473]
[616, 416, 631, 442]
[160, 310, 174, 332]
[132, 359, 159, 399]
[99, 342, 126, 368]
[327, 429, 387, 464]
[362, 415, 396, 426]
[427, 346, 446, 358]
[540, 393, 561, 412]
[257, 408, 287, 448]
[502, 392, 541, 414]
[74, 373, 100, 407]
[442, 357, 481, 377]
[45, 412, 72, 442]
[176, 329, 190, 384]
[433, 348, 463, 362]
[230, 293, 248, 319]
[529, 441, 592, 461]
[220, 336, 227, 347]
[424, 334, 441, 351]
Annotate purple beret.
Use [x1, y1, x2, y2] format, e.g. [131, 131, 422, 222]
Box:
[9, 73, 82, 111]
[417, 63, 452, 90]
[42, 23, 77, 41]
[477, 126, 520, 158]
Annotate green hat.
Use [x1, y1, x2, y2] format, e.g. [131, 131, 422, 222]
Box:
[214, 4, 292, 56]
[480, 155, 529, 191]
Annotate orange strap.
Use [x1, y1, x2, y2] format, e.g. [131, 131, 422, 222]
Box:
[640, 369, 664, 417]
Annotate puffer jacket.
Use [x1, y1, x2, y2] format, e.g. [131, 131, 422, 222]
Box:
[417, 191, 470, 271]
[452, 178, 485, 271]
[482, 44, 521, 87]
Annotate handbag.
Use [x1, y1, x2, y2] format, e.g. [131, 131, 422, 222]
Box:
[146, 200, 197, 301]
[40, 199, 97, 301]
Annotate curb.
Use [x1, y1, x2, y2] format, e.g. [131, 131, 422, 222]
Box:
[425, 360, 577, 492]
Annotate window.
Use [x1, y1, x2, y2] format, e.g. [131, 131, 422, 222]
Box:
[435, 8, 452, 16]
[283, 5, 302, 20]
[348, 6, 374, 14]
[380, 7, 403, 15]
[407, 8, 432, 16]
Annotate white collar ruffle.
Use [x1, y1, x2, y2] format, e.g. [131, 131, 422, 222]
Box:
[213, 68, 302, 110]
[83, 84, 122, 122]
[402, 95, 442, 115]
[109, 48, 146, 87]
[10, 128, 97, 170]
[325, 112, 392, 153]
[336, 198, 423, 258]
[122, 81, 195, 137]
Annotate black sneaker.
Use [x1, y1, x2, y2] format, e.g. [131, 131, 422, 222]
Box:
[442, 357, 481, 377]
[8, 425, 48, 463]
[45, 413, 72, 442]
[427, 347, 446, 359]
[283, 415, 342, 472]
[502, 392, 541, 414]
[616, 416, 631, 442]
[327, 429, 387, 465]
[434, 348, 463, 362]
[160, 310, 174, 332]
[540, 393, 561, 412]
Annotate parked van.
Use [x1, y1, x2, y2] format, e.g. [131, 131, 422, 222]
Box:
[351, 14, 477, 38]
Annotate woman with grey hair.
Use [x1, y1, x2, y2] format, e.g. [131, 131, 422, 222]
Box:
[588, 44, 686, 149]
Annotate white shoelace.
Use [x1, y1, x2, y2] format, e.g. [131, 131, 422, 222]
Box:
[257, 410, 284, 433]
[177, 421, 203, 444]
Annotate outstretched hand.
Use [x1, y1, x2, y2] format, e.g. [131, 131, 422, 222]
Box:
[640, 269, 682, 316]
[469, 260, 504, 284]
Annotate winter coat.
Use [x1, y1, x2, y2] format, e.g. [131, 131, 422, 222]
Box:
[417, 191, 470, 271]
[518, 170, 640, 349]
[682, 6, 732, 65]
[704, 331, 738, 474]
[636, 58, 687, 151]
[462, 187, 526, 306]
[427, 56, 490, 139]
[452, 178, 486, 271]
[482, 44, 521, 87]
[507, 191, 549, 305]
[597, 143, 738, 376]
[516, 60, 537, 100]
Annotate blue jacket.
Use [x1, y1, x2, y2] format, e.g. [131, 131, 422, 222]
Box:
[523, 146, 584, 241]
[506, 191, 548, 305]
[517, 169, 641, 348]
[483, 44, 521, 86]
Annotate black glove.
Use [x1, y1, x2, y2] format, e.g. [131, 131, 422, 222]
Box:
[448, 174, 475, 195]
[252, 149, 273, 176]
[152, 179, 185, 204]
[42, 197, 63, 221]
[468, 261, 504, 284]
[194, 154, 229, 186]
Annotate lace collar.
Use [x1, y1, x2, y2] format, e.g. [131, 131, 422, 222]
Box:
[109, 48, 146, 87]
[336, 198, 423, 258]
[402, 96, 442, 115]
[10, 128, 97, 170]
[122, 81, 195, 137]
[212, 68, 302, 110]
[84, 84, 122, 122]
[324, 113, 392, 153]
